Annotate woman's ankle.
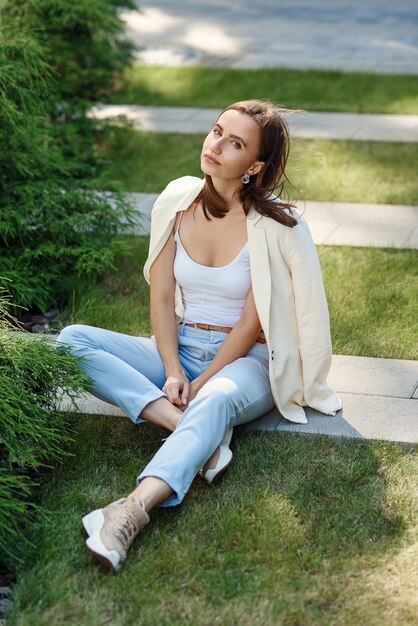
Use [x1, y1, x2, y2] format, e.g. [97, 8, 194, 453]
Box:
[128, 477, 172, 513]
[140, 397, 182, 431]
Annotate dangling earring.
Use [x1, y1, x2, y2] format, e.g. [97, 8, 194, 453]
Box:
[242, 172, 251, 184]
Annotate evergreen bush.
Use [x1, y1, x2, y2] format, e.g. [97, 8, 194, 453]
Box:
[0, 0, 137, 312]
[0, 291, 89, 567]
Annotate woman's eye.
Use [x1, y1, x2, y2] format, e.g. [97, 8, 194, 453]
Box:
[211, 128, 241, 148]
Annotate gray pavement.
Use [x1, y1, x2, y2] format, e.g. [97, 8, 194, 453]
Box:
[58, 354, 418, 444]
[122, 0, 418, 74]
[90, 105, 418, 143]
[124, 192, 418, 250]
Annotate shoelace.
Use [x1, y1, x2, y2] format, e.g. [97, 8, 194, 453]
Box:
[116, 507, 140, 547]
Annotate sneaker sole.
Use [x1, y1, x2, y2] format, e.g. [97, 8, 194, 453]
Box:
[85, 533, 121, 573]
[82, 510, 122, 572]
[202, 445, 233, 485]
[82, 509, 104, 537]
[208, 458, 232, 484]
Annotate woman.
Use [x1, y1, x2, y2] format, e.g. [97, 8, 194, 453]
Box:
[58, 100, 342, 573]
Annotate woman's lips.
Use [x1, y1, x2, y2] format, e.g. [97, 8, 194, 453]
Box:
[203, 154, 221, 165]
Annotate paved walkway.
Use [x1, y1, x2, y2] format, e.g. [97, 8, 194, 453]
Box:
[125, 192, 418, 250]
[122, 0, 418, 74]
[58, 353, 418, 444]
[90, 105, 418, 143]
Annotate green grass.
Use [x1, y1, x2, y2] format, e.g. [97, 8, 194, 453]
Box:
[110, 66, 418, 114]
[6, 419, 418, 626]
[321, 246, 418, 360]
[97, 128, 418, 205]
[59, 237, 418, 361]
[61, 237, 151, 337]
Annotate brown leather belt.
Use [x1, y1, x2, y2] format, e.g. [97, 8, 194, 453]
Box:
[184, 322, 267, 344]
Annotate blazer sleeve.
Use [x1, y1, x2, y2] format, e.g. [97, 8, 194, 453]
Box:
[285, 215, 341, 415]
[143, 180, 178, 284]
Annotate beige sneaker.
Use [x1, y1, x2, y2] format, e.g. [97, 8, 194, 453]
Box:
[82, 497, 149, 572]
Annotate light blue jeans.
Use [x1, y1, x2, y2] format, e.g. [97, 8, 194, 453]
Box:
[57, 322, 275, 506]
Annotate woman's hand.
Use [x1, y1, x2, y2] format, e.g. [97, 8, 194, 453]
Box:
[180, 377, 205, 410]
[163, 371, 190, 407]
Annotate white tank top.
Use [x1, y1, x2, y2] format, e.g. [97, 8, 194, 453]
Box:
[173, 210, 251, 326]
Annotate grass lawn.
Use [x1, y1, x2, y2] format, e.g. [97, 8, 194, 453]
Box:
[97, 128, 418, 205]
[6, 417, 418, 626]
[110, 66, 418, 115]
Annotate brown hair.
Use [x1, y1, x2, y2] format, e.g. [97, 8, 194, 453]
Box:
[199, 99, 298, 228]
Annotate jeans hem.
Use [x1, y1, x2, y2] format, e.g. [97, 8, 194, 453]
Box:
[135, 470, 184, 508]
[130, 389, 167, 424]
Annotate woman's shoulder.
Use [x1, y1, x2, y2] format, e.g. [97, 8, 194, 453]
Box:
[153, 176, 204, 210]
[260, 197, 305, 231]
[151, 176, 204, 222]
[259, 200, 314, 257]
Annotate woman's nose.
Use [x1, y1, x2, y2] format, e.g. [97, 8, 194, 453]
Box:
[210, 138, 222, 154]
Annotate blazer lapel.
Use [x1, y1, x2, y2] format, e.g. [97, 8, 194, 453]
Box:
[246, 209, 271, 339]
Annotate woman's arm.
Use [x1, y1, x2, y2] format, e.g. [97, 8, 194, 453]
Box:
[149, 216, 189, 405]
[191, 286, 262, 392]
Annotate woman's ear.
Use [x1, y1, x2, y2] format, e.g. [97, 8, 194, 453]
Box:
[248, 160, 265, 176]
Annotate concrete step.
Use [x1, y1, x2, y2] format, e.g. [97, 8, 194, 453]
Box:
[123, 0, 418, 75]
[125, 192, 418, 250]
[90, 105, 418, 143]
[58, 354, 418, 444]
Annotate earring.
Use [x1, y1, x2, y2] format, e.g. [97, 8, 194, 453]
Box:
[242, 172, 251, 184]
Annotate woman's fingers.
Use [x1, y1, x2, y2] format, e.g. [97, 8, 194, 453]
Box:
[168, 382, 181, 405]
[163, 374, 190, 406]
[180, 380, 189, 405]
[164, 380, 182, 405]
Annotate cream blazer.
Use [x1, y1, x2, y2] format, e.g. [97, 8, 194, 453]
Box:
[143, 176, 342, 424]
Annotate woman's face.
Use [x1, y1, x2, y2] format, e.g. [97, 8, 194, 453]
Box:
[200, 109, 264, 182]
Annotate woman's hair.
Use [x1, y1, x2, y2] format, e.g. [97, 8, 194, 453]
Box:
[199, 99, 298, 228]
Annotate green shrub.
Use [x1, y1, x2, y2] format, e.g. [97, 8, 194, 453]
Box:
[3, 0, 136, 106]
[0, 292, 89, 567]
[0, 1, 137, 311]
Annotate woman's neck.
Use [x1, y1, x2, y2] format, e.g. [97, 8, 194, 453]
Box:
[210, 176, 244, 212]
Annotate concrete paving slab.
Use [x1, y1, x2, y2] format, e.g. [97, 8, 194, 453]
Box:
[329, 355, 418, 400]
[126, 193, 418, 250]
[278, 393, 418, 443]
[59, 393, 125, 417]
[300, 201, 418, 226]
[349, 115, 418, 142]
[241, 394, 418, 444]
[403, 226, 418, 249]
[89, 105, 418, 143]
[122, 0, 418, 75]
[287, 112, 361, 141]
[304, 221, 340, 245]
[323, 223, 416, 248]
